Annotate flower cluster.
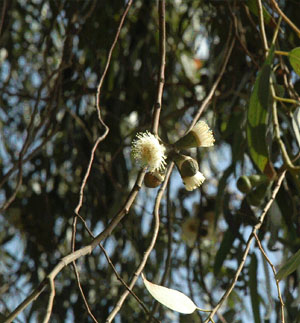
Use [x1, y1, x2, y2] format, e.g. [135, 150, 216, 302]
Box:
[131, 120, 214, 191]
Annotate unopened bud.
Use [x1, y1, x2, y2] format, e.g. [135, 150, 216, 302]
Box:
[144, 172, 165, 188]
[181, 158, 199, 177]
[237, 176, 252, 193]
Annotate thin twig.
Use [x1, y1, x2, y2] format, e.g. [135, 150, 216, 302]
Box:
[254, 233, 285, 323]
[69, 3, 133, 321]
[73, 216, 152, 319]
[42, 279, 55, 323]
[4, 170, 146, 323]
[105, 164, 174, 323]
[204, 171, 286, 323]
[72, 262, 98, 323]
[151, 0, 166, 136]
[0, 77, 52, 212]
[148, 170, 173, 321]
[256, 0, 269, 55]
[99, 244, 158, 320]
[189, 26, 235, 130]
[72, 0, 133, 250]
[269, 0, 300, 38]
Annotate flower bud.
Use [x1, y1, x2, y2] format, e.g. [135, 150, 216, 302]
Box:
[144, 172, 165, 188]
[247, 182, 271, 206]
[248, 174, 268, 187]
[171, 152, 205, 191]
[237, 176, 252, 193]
[180, 158, 199, 177]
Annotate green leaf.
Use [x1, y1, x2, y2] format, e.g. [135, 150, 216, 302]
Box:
[247, 46, 275, 178]
[213, 228, 235, 275]
[215, 165, 234, 226]
[276, 248, 300, 281]
[246, 0, 272, 26]
[289, 47, 300, 76]
[249, 253, 261, 323]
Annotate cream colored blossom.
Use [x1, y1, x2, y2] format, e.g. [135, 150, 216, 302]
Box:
[174, 120, 215, 149]
[182, 171, 205, 191]
[191, 121, 215, 147]
[131, 131, 167, 171]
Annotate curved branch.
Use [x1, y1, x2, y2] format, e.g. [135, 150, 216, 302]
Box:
[204, 171, 286, 323]
[105, 163, 174, 323]
[151, 0, 166, 136]
[4, 169, 145, 323]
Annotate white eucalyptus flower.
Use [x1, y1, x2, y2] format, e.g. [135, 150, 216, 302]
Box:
[182, 171, 205, 191]
[175, 121, 215, 149]
[192, 121, 215, 147]
[131, 131, 167, 171]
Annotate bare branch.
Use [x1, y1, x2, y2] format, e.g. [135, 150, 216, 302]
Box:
[105, 164, 174, 323]
[204, 171, 286, 323]
[151, 0, 166, 136]
[99, 244, 158, 321]
[4, 169, 145, 323]
[269, 0, 300, 38]
[42, 279, 55, 323]
[72, 262, 99, 323]
[256, 0, 269, 55]
[148, 174, 173, 320]
[69, 3, 133, 321]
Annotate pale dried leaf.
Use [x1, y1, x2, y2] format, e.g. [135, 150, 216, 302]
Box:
[142, 273, 197, 314]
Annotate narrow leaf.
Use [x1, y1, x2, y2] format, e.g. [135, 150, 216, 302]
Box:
[247, 46, 276, 179]
[249, 253, 261, 323]
[142, 273, 197, 314]
[276, 248, 300, 281]
[246, 0, 272, 26]
[214, 228, 236, 275]
[289, 47, 300, 76]
[215, 165, 234, 225]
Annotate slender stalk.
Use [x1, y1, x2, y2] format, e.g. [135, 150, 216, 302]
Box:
[256, 0, 268, 55]
[275, 50, 289, 56]
[151, 0, 166, 136]
[273, 95, 299, 105]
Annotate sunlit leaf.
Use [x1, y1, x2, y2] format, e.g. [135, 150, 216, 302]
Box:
[142, 273, 198, 314]
[276, 248, 300, 281]
[246, 45, 276, 179]
[289, 47, 300, 76]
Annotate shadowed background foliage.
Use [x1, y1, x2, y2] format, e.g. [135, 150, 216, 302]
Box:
[1, 0, 300, 322]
